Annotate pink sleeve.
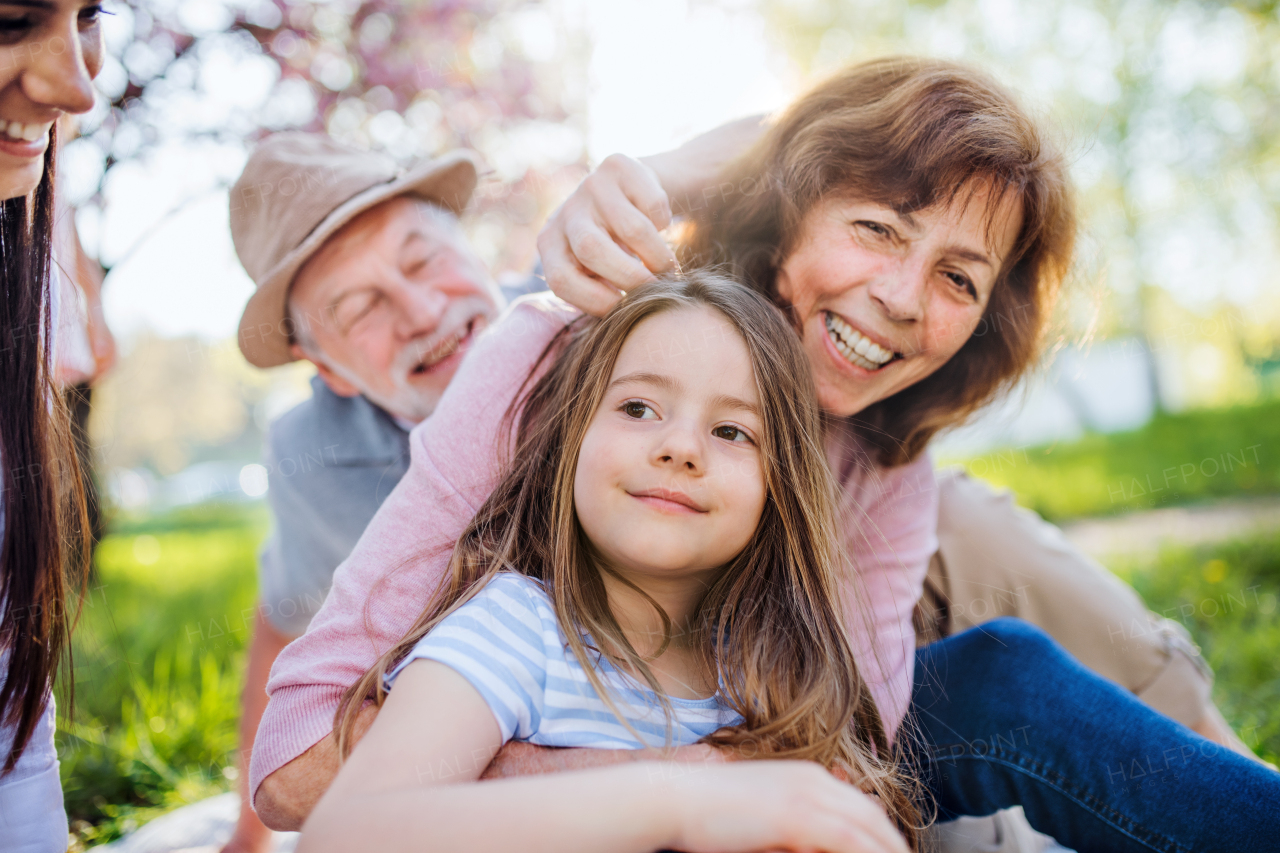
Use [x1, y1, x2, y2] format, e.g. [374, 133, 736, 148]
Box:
[828, 431, 939, 744]
[248, 296, 576, 806]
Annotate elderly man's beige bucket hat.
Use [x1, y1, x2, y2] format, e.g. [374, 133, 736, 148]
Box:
[232, 132, 482, 368]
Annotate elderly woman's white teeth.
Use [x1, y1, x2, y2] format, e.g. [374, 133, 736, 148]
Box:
[824, 312, 895, 370]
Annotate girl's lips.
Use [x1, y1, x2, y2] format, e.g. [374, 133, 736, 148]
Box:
[629, 488, 707, 515]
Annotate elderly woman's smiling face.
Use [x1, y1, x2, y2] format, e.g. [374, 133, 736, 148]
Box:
[775, 183, 1023, 417]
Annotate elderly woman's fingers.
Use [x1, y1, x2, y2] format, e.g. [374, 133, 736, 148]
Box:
[597, 184, 678, 277]
[598, 153, 677, 268]
[537, 223, 625, 317]
[563, 209, 655, 292]
[538, 153, 681, 316]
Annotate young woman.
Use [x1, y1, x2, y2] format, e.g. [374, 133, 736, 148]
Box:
[301, 273, 916, 852]
[251, 58, 1279, 850]
[0, 1, 105, 850]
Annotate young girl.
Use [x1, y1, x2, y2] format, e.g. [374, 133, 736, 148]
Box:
[297, 273, 917, 853]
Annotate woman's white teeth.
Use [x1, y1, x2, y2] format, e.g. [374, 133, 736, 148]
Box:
[0, 120, 52, 142]
[825, 313, 895, 370]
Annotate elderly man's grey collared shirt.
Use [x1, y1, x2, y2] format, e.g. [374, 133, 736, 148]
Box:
[256, 277, 544, 636]
[256, 375, 410, 636]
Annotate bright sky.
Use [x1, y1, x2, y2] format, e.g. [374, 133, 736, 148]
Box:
[99, 1, 796, 344]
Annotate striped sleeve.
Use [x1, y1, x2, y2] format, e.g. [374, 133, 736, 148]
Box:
[384, 574, 549, 743]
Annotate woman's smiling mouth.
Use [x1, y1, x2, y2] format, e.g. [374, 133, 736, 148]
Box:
[823, 311, 899, 372]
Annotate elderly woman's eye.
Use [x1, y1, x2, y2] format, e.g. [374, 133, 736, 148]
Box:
[946, 271, 978, 300]
[857, 221, 891, 237]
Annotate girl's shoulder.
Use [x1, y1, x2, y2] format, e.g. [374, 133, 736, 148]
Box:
[480, 571, 552, 607]
[387, 573, 558, 688]
[464, 572, 559, 632]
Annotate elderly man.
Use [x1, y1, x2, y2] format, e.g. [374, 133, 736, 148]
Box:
[220, 133, 539, 852]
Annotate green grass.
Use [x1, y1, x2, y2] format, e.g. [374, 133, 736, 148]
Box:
[58, 494, 1278, 842]
[58, 504, 267, 845]
[945, 398, 1280, 521]
[1113, 530, 1280, 766]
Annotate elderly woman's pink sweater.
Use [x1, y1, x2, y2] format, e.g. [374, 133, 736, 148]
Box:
[248, 294, 938, 806]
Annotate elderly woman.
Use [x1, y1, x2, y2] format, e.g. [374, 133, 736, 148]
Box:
[249, 58, 1277, 850]
[545, 68, 1234, 753]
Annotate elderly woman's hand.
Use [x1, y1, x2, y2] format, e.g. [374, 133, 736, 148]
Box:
[537, 153, 678, 317]
[539, 116, 767, 316]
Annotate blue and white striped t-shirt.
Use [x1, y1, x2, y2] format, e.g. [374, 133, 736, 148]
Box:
[384, 573, 742, 749]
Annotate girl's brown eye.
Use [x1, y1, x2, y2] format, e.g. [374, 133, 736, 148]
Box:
[713, 425, 750, 443]
[622, 401, 653, 419]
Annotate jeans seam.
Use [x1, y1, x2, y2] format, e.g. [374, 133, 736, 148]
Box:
[924, 748, 1192, 853]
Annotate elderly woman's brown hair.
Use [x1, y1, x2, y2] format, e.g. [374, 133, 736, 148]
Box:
[679, 56, 1077, 466]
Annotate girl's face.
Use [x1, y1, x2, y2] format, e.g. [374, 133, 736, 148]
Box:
[0, 0, 104, 200]
[775, 184, 1023, 417]
[574, 306, 766, 581]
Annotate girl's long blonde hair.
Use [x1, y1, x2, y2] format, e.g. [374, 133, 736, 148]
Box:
[336, 271, 921, 843]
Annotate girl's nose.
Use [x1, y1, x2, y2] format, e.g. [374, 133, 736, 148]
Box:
[653, 422, 704, 473]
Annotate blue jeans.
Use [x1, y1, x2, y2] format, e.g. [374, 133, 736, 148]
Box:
[909, 618, 1280, 852]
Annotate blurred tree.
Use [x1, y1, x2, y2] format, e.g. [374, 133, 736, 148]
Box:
[76, 0, 591, 487]
[71, 0, 589, 276]
[87, 335, 309, 476]
[749, 0, 1280, 412]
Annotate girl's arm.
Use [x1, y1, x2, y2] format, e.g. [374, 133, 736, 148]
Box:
[299, 661, 910, 853]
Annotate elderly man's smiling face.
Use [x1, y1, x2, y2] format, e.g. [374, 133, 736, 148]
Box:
[288, 195, 502, 422]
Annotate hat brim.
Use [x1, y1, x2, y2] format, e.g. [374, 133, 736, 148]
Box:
[237, 149, 482, 368]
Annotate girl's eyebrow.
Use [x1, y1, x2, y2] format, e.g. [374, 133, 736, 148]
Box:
[709, 393, 759, 416]
[608, 371, 680, 395]
[607, 372, 759, 415]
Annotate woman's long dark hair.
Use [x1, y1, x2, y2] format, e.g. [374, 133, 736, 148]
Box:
[0, 126, 90, 774]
